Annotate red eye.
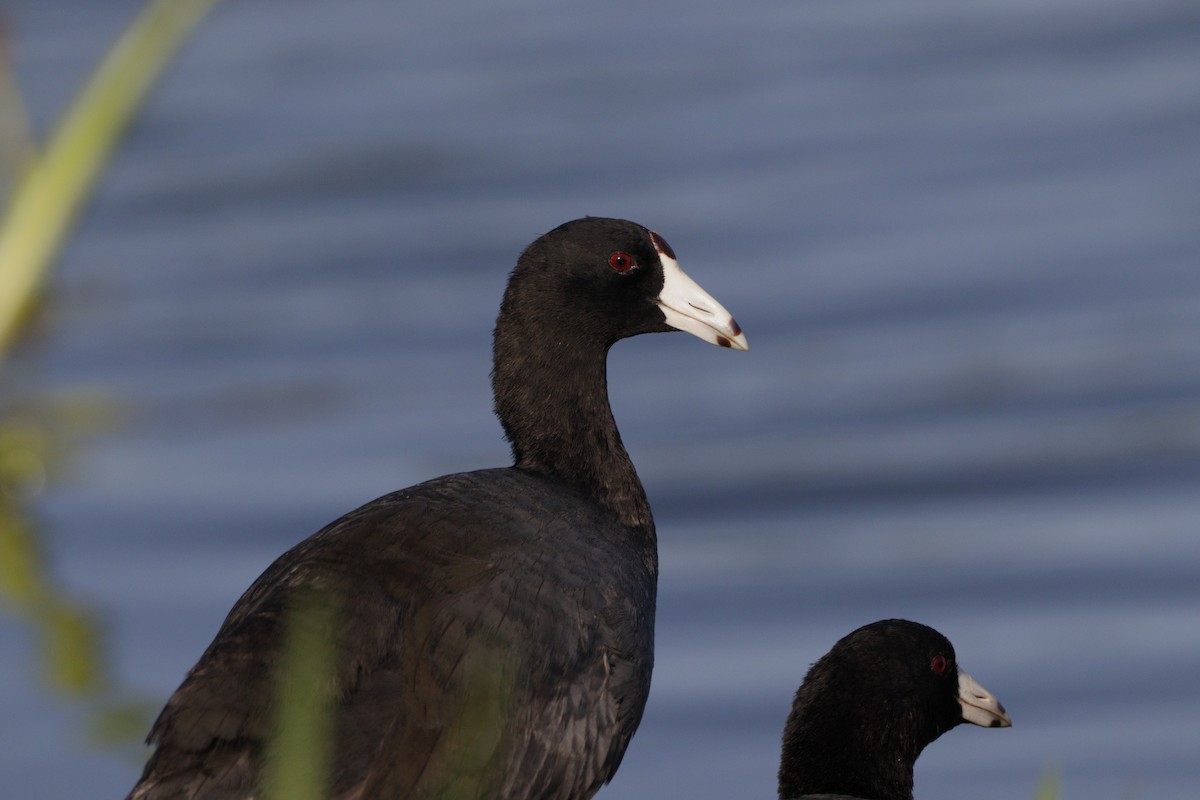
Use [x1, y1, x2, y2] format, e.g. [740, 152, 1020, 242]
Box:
[608, 252, 634, 272]
[931, 655, 949, 674]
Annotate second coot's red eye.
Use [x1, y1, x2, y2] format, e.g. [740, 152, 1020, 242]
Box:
[931, 654, 949, 674]
[609, 252, 634, 272]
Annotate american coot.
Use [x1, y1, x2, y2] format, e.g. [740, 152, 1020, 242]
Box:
[127, 217, 747, 800]
[778, 619, 1011, 800]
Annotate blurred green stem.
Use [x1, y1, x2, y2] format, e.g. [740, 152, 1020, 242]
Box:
[264, 588, 339, 800]
[1033, 763, 1062, 800]
[0, 0, 222, 361]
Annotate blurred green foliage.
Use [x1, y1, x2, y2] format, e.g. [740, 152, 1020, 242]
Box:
[0, 394, 155, 755]
[1, 0, 349, 785]
[0, 0, 222, 761]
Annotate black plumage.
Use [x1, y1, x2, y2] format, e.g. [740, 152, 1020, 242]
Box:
[778, 619, 1011, 800]
[127, 217, 746, 800]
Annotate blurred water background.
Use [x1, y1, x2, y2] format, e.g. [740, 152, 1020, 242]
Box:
[2, 0, 1198, 798]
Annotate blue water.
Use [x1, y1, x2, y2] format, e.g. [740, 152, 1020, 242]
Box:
[3, 1, 1199, 798]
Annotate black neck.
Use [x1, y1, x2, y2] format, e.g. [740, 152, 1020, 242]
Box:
[778, 711, 919, 800]
[492, 313, 654, 533]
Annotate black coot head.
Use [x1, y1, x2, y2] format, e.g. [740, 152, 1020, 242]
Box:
[779, 619, 1011, 800]
[819, 620, 1008, 741]
[498, 217, 747, 351]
